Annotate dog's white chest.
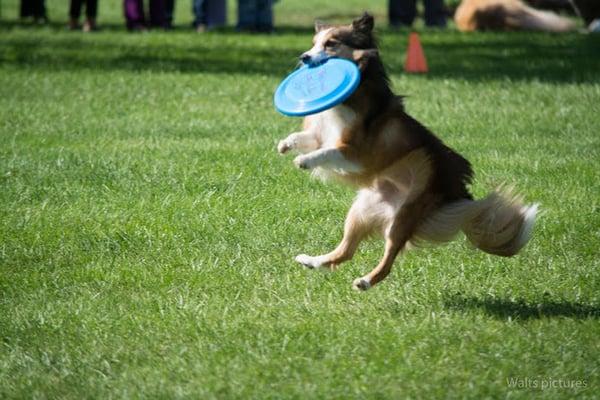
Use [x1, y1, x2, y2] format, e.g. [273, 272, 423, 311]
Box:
[317, 105, 356, 147]
[304, 105, 361, 177]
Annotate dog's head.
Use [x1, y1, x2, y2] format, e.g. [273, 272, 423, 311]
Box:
[299, 13, 379, 70]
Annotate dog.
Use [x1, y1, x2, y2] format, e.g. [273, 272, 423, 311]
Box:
[454, 0, 576, 31]
[277, 13, 538, 291]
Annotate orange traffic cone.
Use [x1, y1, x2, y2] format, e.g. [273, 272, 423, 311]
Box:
[404, 32, 428, 74]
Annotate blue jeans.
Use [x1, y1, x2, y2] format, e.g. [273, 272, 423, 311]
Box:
[389, 0, 446, 27]
[237, 0, 273, 32]
[193, 0, 226, 28]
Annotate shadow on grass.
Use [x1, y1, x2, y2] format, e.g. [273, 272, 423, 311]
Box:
[444, 294, 600, 320]
[423, 34, 600, 83]
[0, 24, 302, 76]
[1, 20, 599, 82]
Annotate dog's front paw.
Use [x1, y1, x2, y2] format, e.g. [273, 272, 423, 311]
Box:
[293, 155, 313, 170]
[352, 277, 371, 291]
[277, 139, 292, 154]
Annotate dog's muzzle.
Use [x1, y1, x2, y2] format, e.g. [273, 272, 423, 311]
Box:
[299, 51, 330, 66]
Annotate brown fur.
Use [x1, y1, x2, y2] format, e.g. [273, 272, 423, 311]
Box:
[455, 0, 576, 31]
[278, 13, 538, 290]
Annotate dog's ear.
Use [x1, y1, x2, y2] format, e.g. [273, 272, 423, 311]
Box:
[352, 48, 378, 71]
[314, 20, 331, 33]
[351, 12, 374, 33]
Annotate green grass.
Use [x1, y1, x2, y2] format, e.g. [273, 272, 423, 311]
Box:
[1, 1, 600, 399]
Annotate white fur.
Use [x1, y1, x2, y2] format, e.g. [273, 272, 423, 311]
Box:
[413, 190, 538, 257]
[302, 28, 332, 64]
[294, 148, 362, 173]
[513, 203, 539, 252]
[320, 105, 356, 146]
[413, 199, 481, 244]
[519, 7, 575, 32]
[279, 106, 360, 175]
[353, 188, 398, 234]
[295, 254, 330, 270]
[304, 105, 363, 175]
[277, 131, 319, 154]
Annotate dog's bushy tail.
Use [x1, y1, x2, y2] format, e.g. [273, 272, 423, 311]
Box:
[413, 187, 538, 257]
[462, 189, 538, 256]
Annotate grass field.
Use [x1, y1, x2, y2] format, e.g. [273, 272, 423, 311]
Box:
[1, 1, 600, 398]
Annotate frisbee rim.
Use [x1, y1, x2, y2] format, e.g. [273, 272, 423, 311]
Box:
[274, 58, 361, 117]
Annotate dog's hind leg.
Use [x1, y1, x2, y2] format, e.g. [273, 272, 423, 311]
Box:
[295, 188, 388, 271]
[352, 200, 425, 291]
[351, 149, 435, 290]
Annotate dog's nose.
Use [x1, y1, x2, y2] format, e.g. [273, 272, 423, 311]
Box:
[300, 53, 312, 64]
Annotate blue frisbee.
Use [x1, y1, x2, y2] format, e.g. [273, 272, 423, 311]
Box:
[274, 58, 360, 117]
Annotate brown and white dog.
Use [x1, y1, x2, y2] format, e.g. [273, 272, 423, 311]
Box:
[277, 13, 538, 291]
[454, 0, 576, 32]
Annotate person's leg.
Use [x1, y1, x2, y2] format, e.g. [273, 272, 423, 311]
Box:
[33, 0, 47, 21]
[205, 0, 226, 29]
[149, 0, 167, 28]
[83, 0, 98, 31]
[192, 0, 206, 28]
[255, 0, 273, 32]
[124, 0, 145, 29]
[85, 0, 98, 19]
[389, 0, 417, 27]
[69, 0, 83, 19]
[164, 0, 174, 28]
[423, 0, 447, 27]
[21, 0, 33, 18]
[237, 0, 257, 31]
[69, 0, 82, 28]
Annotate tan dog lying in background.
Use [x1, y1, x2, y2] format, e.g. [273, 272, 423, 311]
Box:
[455, 0, 576, 31]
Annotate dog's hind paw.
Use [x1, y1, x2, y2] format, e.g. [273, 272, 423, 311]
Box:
[352, 277, 371, 291]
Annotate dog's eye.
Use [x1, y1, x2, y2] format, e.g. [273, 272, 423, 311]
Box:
[324, 40, 338, 47]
